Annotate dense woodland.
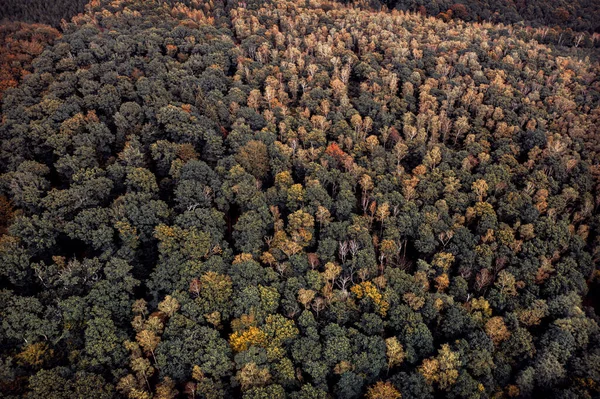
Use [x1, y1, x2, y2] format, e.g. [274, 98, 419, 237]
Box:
[0, 0, 88, 29]
[3, 0, 600, 38]
[376, 0, 600, 34]
[0, 22, 61, 102]
[1, 0, 600, 398]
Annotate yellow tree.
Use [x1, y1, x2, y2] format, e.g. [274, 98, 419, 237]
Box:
[420, 344, 461, 390]
[366, 381, 401, 399]
[287, 209, 314, 247]
[315, 205, 332, 228]
[385, 337, 405, 371]
[376, 202, 390, 235]
[136, 329, 160, 365]
[453, 116, 470, 145]
[485, 316, 511, 345]
[472, 179, 489, 202]
[158, 295, 180, 317]
[298, 288, 316, 309]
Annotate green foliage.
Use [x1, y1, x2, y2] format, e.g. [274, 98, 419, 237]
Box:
[379, 0, 600, 39]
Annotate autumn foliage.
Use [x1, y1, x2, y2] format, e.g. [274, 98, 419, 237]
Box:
[0, 22, 60, 101]
[0, 0, 599, 398]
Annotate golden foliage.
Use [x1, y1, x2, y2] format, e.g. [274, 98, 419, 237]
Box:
[158, 295, 180, 317]
[419, 344, 461, 390]
[233, 253, 254, 264]
[298, 288, 316, 308]
[229, 326, 268, 353]
[468, 297, 492, 321]
[432, 252, 455, 270]
[15, 342, 53, 367]
[352, 281, 390, 316]
[485, 316, 511, 345]
[385, 337, 405, 369]
[435, 273, 450, 292]
[366, 381, 401, 399]
[136, 330, 160, 355]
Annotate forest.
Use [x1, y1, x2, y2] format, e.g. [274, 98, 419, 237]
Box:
[376, 0, 600, 34]
[0, 0, 599, 398]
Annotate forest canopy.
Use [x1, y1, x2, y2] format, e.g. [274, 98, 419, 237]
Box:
[375, 0, 600, 34]
[0, 0, 89, 28]
[0, 0, 599, 398]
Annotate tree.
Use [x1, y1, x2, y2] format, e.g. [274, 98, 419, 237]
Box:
[25, 369, 114, 399]
[471, 179, 488, 202]
[385, 336, 405, 370]
[2, 161, 49, 213]
[137, 329, 160, 364]
[485, 317, 510, 345]
[15, 341, 53, 368]
[419, 344, 461, 390]
[190, 272, 233, 320]
[366, 381, 401, 399]
[234, 208, 271, 255]
[81, 307, 127, 371]
[287, 210, 315, 248]
[236, 362, 271, 391]
[0, 291, 57, 345]
[156, 314, 232, 382]
[453, 116, 470, 145]
[236, 140, 270, 180]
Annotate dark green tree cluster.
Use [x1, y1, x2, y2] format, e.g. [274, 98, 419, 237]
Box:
[375, 0, 600, 39]
[1, 0, 599, 398]
[0, 0, 89, 28]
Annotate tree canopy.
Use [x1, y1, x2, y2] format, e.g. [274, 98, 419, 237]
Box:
[0, 0, 599, 398]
